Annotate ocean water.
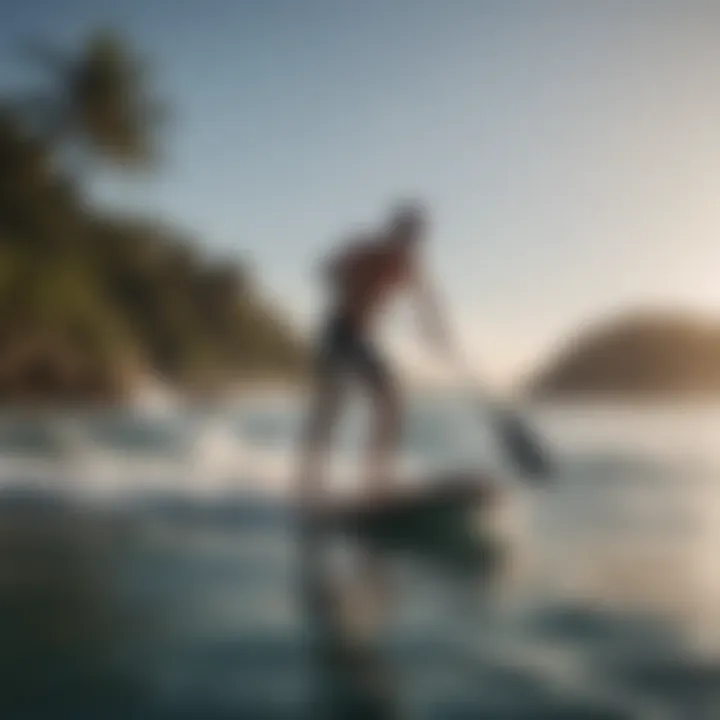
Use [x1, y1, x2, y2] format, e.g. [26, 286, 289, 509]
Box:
[0, 395, 719, 719]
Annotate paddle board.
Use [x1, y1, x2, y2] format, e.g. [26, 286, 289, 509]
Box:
[309, 470, 508, 569]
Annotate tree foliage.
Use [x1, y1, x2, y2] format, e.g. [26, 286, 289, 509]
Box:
[0, 31, 307, 404]
[17, 29, 164, 169]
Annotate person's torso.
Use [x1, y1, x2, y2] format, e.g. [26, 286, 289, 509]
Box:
[331, 240, 413, 329]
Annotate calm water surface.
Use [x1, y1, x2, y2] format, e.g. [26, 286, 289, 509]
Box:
[0, 398, 718, 719]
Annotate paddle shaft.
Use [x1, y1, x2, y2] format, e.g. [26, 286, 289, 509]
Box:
[452, 357, 553, 480]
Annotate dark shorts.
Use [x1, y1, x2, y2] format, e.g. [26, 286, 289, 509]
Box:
[315, 315, 392, 393]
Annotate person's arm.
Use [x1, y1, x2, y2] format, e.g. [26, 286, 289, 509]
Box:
[320, 239, 362, 285]
[410, 268, 454, 358]
[320, 247, 345, 283]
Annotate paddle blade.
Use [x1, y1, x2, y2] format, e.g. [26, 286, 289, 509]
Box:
[494, 410, 553, 480]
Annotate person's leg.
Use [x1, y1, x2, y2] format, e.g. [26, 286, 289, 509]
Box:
[298, 320, 347, 510]
[354, 340, 402, 500]
[299, 373, 344, 508]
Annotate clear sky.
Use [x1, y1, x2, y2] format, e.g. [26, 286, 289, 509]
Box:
[2, 1, 720, 385]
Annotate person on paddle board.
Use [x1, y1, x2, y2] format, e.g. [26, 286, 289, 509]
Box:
[300, 202, 452, 508]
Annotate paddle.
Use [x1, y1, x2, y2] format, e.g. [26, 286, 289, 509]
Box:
[486, 400, 554, 481]
[454, 358, 554, 481]
[416, 280, 553, 480]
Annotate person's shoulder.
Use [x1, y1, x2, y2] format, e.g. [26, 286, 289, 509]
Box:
[338, 232, 380, 259]
[329, 230, 396, 266]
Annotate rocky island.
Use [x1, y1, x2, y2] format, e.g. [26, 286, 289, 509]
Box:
[529, 311, 720, 400]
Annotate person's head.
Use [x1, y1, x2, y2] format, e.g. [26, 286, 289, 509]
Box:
[386, 201, 427, 246]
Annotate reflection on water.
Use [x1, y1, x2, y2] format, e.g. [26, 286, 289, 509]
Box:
[299, 507, 506, 720]
[300, 524, 400, 719]
[0, 403, 718, 718]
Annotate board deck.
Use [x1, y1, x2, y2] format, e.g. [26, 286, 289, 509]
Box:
[307, 471, 505, 566]
[317, 471, 496, 520]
